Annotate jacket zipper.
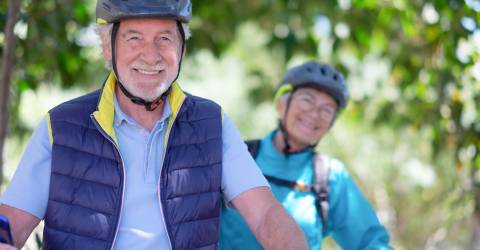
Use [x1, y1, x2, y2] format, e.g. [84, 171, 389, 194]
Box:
[157, 98, 185, 250]
[90, 114, 127, 250]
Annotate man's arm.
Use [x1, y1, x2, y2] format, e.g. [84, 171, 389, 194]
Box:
[231, 187, 308, 250]
[0, 119, 51, 249]
[0, 204, 39, 249]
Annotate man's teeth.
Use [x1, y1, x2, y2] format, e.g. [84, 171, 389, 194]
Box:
[137, 69, 159, 75]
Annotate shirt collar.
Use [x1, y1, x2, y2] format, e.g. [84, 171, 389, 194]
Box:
[113, 94, 172, 128]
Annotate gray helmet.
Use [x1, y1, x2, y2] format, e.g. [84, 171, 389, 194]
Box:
[96, 0, 192, 24]
[276, 61, 349, 109]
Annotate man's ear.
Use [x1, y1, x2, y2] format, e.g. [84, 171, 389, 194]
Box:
[182, 45, 187, 58]
[102, 40, 112, 61]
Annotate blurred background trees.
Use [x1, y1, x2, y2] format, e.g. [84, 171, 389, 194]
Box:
[1, 0, 479, 249]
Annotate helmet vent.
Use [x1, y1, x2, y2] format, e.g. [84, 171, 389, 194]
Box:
[103, 3, 111, 10]
[320, 67, 326, 75]
[333, 74, 338, 81]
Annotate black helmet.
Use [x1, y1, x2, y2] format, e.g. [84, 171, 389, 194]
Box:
[275, 61, 349, 109]
[96, 0, 192, 24]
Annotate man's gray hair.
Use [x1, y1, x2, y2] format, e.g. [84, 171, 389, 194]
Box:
[96, 22, 191, 69]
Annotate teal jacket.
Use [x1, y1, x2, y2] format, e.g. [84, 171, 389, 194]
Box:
[220, 130, 393, 250]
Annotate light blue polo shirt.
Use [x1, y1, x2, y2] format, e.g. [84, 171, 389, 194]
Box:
[1, 96, 268, 249]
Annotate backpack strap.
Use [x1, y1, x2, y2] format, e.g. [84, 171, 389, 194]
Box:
[245, 139, 331, 234]
[245, 139, 261, 159]
[312, 154, 330, 234]
[263, 175, 311, 192]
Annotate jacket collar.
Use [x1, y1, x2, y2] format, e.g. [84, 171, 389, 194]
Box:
[92, 72, 187, 144]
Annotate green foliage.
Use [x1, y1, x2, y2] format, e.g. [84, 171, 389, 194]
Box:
[196, 0, 479, 193]
[191, 1, 480, 248]
[1, 0, 479, 249]
[1, 0, 104, 137]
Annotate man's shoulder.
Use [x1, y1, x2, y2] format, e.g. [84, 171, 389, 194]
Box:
[48, 89, 102, 125]
[181, 93, 222, 119]
[49, 89, 101, 115]
[185, 93, 221, 108]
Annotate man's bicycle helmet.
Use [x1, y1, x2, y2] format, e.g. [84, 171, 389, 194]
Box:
[96, 0, 192, 24]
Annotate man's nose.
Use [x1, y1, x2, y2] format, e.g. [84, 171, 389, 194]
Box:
[141, 42, 162, 65]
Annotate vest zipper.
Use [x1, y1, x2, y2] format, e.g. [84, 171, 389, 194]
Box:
[157, 98, 186, 250]
[90, 114, 127, 250]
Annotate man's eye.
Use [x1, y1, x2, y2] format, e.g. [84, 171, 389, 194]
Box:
[124, 34, 141, 41]
[301, 97, 313, 103]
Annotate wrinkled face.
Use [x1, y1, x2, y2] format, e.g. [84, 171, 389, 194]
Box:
[105, 18, 183, 101]
[278, 87, 338, 147]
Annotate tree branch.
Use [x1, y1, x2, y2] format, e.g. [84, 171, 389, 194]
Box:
[0, 0, 21, 187]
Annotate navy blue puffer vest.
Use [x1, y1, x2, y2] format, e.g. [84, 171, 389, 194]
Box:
[43, 83, 222, 250]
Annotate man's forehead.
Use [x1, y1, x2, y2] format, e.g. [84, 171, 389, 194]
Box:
[119, 18, 178, 30]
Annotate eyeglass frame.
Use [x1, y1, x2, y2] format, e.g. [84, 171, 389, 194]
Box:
[289, 91, 338, 122]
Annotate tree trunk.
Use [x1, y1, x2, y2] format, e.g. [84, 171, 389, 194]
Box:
[469, 171, 480, 250]
[469, 210, 480, 250]
[0, 0, 21, 188]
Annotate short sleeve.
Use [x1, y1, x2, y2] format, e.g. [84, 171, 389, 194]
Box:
[221, 114, 269, 202]
[0, 118, 52, 219]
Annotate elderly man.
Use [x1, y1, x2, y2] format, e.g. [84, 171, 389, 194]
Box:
[0, 1, 307, 249]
